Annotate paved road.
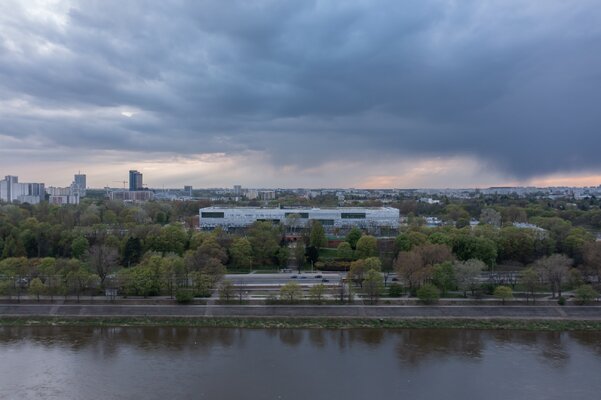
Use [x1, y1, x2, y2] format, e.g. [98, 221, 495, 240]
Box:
[2, 304, 601, 319]
[225, 273, 341, 286]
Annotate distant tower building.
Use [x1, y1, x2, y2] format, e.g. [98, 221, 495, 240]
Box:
[3, 175, 18, 202]
[233, 185, 242, 196]
[72, 172, 87, 197]
[184, 185, 193, 196]
[129, 170, 143, 191]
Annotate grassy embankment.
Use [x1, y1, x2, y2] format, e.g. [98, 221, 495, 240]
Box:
[1, 316, 601, 331]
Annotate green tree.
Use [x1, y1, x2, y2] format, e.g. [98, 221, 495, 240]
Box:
[71, 236, 89, 259]
[198, 236, 228, 264]
[0, 279, 13, 299]
[66, 267, 94, 302]
[363, 268, 384, 304]
[2, 236, 26, 258]
[87, 244, 119, 287]
[160, 255, 184, 298]
[336, 242, 353, 260]
[427, 231, 454, 247]
[395, 231, 427, 253]
[395, 244, 453, 293]
[444, 204, 469, 223]
[574, 285, 598, 305]
[453, 259, 485, 297]
[345, 227, 362, 250]
[432, 261, 455, 296]
[568, 268, 583, 289]
[175, 289, 194, 304]
[355, 235, 378, 259]
[184, 246, 227, 282]
[309, 283, 327, 303]
[122, 237, 142, 267]
[280, 282, 302, 303]
[480, 208, 502, 227]
[276, 246, 290, 268]
[118, 262, 160, 297]
[309, 221, 327, 250]
[229, 237, 253, 269]
[388, 282, 403, 297]
[533, 254, 571, 298]
[501, 206, 527, 224]
[348, 257, 381, 287]
[498, 227, 536, 264]
[28, 277, 46, 301]
[494, 285, 513, 305]
[583, 241, 601, 279]
[248, 222, 281, 266]
[190, 272, 212, 297]
[218, 280, 235, 302]
[305, 245, 319, 267]
[563, 227, 593, 264]
[416, 284, 440, 304]
[293, 242, 306, 272]
[521, 267, 540, 303]
[148, 224, 188, 255]
[453, 235, 497, 267]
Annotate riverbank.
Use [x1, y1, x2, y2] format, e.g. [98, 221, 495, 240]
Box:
[3, 303, 601, 319]
[2, 316, 601, 331]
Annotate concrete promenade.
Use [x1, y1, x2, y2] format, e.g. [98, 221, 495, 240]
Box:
[2, 303, 601, 320]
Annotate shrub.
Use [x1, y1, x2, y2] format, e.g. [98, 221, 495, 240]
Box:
[574, 285, 599, 305]
[494, 286, 513, 305]
[388, 283, 403, 297]
[280, 282, 302, 303]
[557, 296, 566, 306]
[175, 289, 194, 304]
[218, 280, 235, 302]
[417, 284, 440, 304]
[314, 260, 351, 271]
[480, 283, 496, 296]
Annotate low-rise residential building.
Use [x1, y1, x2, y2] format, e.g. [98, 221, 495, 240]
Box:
[49, 194, 80, 205]
[109, 190, 154, 202]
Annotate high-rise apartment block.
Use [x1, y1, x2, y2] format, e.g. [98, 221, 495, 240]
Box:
[72, 173, 87, 197]
[129, 170, 143, 191]
[0, 175, 45, 204]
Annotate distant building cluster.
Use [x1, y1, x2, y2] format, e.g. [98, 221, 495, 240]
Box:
[199, 206, 400, 231]
[110, 190, 154, 202]
[0, 175, 45, 204]
[0, 173, 86, 205]
[109, 170, 153, 202]
[47, 173, 87, 205]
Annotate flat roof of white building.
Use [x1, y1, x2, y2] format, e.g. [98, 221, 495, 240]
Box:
[199, 206, 399, 228]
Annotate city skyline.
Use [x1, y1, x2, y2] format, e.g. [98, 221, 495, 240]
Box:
[1, 1, 601, 189]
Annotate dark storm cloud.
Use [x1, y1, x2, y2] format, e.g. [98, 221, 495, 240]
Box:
[1, 0, 601, 179]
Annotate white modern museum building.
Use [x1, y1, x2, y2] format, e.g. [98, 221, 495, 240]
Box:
[199, 207, 400, 231]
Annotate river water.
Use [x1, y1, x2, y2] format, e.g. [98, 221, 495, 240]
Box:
[1, 326, 600, 400]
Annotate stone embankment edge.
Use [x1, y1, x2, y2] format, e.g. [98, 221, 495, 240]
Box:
[2, 315, 601, 331]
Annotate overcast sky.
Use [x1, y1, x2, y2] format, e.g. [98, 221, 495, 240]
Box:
[1, 0, 600, 189]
